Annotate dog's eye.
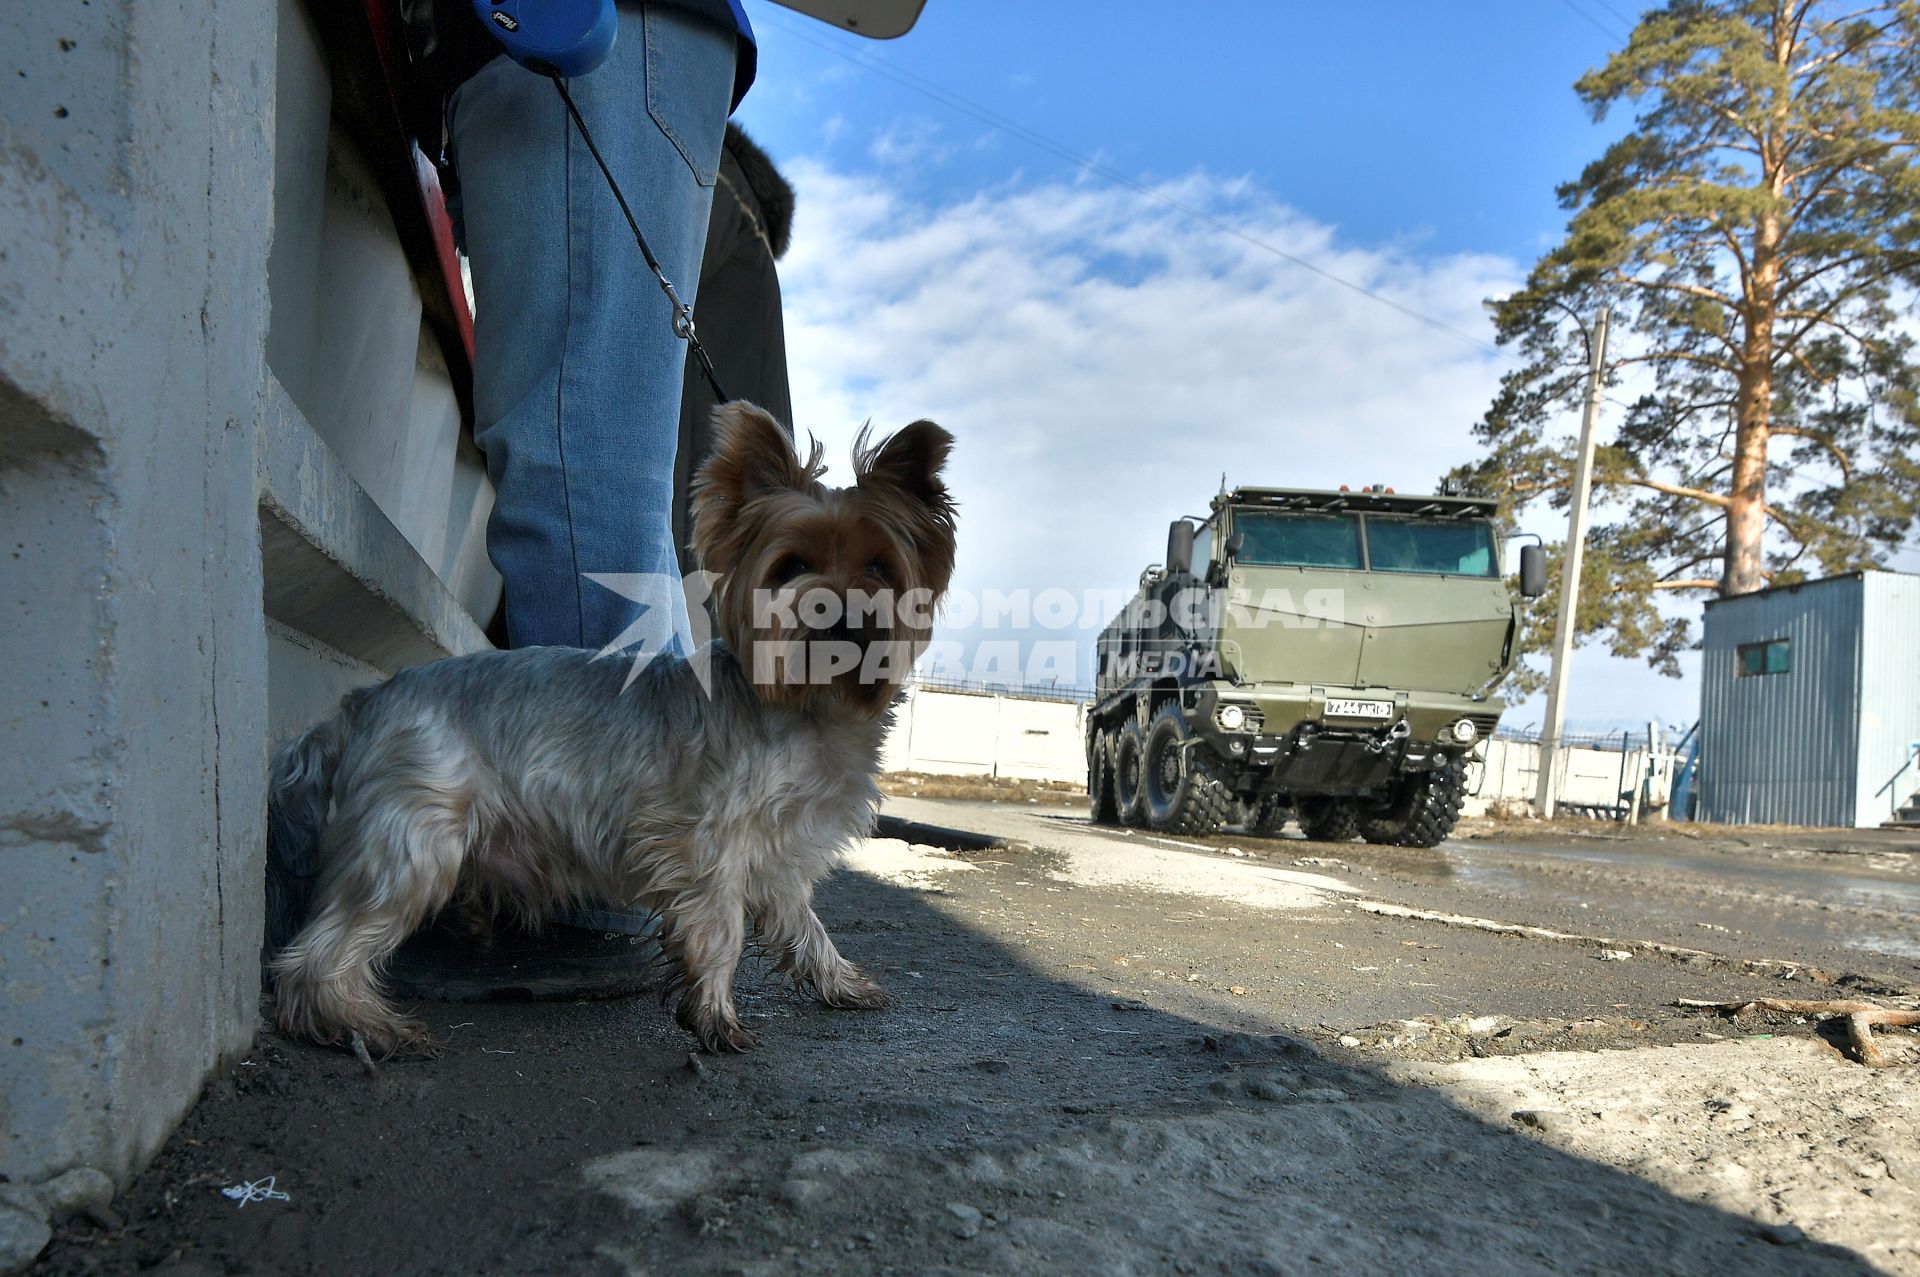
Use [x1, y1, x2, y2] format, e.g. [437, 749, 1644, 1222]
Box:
[770, 555, 811, 585]
[866, 558, 895, 585]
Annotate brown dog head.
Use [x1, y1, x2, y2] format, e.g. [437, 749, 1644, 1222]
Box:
[691, 402, 956, 715]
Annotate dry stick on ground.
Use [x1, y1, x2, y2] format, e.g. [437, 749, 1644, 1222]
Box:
[1675, 998, 1920, 1068]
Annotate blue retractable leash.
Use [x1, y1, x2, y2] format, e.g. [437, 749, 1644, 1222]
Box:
[472, 0, 731, 402]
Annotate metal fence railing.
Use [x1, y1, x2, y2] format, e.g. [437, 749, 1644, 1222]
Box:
[906, 673, 1096, 704]
[1492, 725, 1674, 752]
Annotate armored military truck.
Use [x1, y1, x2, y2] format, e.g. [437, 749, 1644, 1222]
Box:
[1087, 485, 1545, 846]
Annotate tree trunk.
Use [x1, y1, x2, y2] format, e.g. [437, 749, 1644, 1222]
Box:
[1724, 12, 1794, 598]
[1723, 326, 1772, 596]
[1725, 222, 1779, 596]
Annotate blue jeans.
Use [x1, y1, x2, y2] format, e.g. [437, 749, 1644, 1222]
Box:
[449, 4, 733, 651]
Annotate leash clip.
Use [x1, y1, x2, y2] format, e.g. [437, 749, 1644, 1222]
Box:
[653, 274, 696, 342]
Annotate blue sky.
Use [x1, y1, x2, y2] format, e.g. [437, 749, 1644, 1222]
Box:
[717, 1, 1892, 736]
[739, 1, 1634, 259]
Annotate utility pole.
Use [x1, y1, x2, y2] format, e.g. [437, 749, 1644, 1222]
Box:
[1535, 305, 1610, 820]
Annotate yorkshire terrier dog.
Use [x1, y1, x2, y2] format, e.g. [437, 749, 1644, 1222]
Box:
[266, 403, 956, 1054]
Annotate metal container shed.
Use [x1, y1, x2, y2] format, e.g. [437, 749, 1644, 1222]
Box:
[1698, 570, 1920, 828]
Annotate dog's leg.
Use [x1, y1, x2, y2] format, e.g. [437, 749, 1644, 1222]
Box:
[447, 878, 498, 949]
[667, 876, 758, 1052]
[753, 880, 891, 1011]
[271, 794, 467, 1057]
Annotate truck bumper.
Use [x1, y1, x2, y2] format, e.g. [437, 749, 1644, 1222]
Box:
[1191, 684, 1503, 798]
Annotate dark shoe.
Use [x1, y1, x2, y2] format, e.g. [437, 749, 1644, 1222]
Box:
[385, 909, 660, 1003]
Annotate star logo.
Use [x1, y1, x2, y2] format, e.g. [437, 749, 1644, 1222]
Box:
[581, 571, 718, 694]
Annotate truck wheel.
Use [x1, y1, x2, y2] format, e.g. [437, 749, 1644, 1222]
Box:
[1245, 795, 1290, 837]
[1357, 762, 1468, 849]
[1087, 731, 1119, 825]
[1141, 702, 1232, 835]
[1113, 718, 1149, 827]
[1295, 796, 1360, 843]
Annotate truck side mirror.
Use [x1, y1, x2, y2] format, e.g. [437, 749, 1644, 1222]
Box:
[1224, 530, 1245, 561]
[1166, 521, 1195, 577]
[1518, 544, 1547, 599]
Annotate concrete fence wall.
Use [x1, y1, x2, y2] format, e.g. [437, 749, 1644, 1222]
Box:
[880, 687, 1089, 784]
[1459, 737, 1628, 818]
[1466, 737, 1664, 818]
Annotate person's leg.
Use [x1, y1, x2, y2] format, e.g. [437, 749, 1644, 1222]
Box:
[674, 139, 796, 578]
[449, 4, 733, 651]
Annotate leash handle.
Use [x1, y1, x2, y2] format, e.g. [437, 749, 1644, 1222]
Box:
[549, 74, 731, 404]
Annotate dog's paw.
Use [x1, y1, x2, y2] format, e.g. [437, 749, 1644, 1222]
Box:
[676, 998, 760, 1053]
[818, 967, 892, 1011]
[354, 1018, 442, 1060]
[707, 1020, 760, 1053]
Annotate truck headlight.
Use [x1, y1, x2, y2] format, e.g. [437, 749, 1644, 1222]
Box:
[1450, 718, 1478, 744]
[1217, 704, 1247, 731]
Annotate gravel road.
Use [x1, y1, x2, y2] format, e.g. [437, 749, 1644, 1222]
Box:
[34, 801, 1920, 1277]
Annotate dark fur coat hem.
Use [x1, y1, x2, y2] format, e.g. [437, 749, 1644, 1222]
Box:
[723, 123, 795, 259]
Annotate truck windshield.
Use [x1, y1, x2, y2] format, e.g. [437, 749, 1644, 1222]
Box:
[1365, 518, 1499, 577]
[1232, 512, 1364, 569]
[1229, 509, 1501, 576]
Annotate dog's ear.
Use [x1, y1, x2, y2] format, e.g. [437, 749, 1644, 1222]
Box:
[692, 402, 820, 572]
[856, 420, 954, 509]
[857, 420, 957, 596]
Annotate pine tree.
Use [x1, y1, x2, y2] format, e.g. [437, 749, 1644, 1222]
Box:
[1456, 1, 1920, 692]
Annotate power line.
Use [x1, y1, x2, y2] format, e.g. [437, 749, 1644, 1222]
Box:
[755, 11, 1503, 356]
[1555, 0, 1629, 41]
[1587, 0, 1641, 30]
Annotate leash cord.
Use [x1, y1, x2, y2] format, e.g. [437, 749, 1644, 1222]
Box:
[548, 74, 731, 404]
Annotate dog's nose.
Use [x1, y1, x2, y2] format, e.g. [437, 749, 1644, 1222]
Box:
[817, 620, 885, 647]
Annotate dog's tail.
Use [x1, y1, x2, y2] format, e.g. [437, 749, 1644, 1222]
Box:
[264, 713, 349, 957]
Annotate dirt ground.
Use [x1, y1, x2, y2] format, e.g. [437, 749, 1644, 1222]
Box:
[875, 771, 1086, 806]
[26, 797, 1920, 1277]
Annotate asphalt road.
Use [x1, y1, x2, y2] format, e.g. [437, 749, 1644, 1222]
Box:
[879, 797, 1920, 1043]
[1120, 803, 1918, 975]
[36, 801, 1920, 1277]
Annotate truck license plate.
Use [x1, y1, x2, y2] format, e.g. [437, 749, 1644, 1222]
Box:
[1325, 698, 1393, 720]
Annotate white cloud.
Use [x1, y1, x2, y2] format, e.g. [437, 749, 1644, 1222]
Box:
[865, 117, 950, 167]
[769, 161, 1703, 725]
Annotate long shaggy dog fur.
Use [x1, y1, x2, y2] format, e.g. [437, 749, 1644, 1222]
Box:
[267, 404, 956, 1055]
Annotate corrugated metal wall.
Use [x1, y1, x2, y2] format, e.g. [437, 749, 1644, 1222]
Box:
[1855, 573, 1920, 824]
[1699, 574, 1863, 827]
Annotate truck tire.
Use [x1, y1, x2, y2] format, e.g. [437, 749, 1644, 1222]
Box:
[1087, 730, 1119, 825]
[1357, 762, 1468, 849]
[1244, 795, 1290, 837]
[1141, 702, 1232, 835]
[1295, 796, 1360, 843]
[1113, 718, 1149, 827]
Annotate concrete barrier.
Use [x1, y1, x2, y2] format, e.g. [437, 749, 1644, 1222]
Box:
[1, 0, 496, 1186]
